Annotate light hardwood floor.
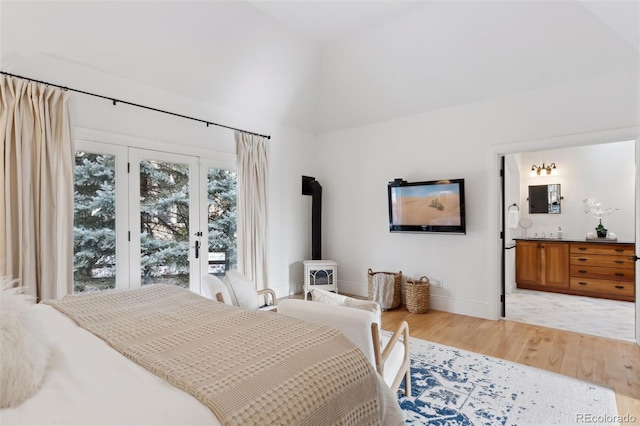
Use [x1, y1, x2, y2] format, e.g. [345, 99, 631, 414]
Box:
[381, 307, 640, 419]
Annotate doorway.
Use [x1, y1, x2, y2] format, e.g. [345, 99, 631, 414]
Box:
[496, 133, 639, 344]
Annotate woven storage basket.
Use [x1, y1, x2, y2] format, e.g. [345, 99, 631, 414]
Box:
[367, 269, 402, 309]
[405, 276, 430, 314]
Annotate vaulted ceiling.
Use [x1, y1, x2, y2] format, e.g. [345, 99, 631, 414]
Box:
[1, 1, 638, 133]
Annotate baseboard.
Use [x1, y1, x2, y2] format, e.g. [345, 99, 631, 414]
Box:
[429, 295, 494, 320]
[337, 280, 369, 298]
[336, 281, 495, 320]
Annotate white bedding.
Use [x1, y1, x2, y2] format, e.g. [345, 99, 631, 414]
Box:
[1, 303, 404, 425]
[1, 304, 218, 425]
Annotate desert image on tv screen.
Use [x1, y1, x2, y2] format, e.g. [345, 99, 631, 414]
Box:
[391, 183, 461, 226]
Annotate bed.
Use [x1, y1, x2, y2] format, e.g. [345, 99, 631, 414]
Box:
[0, 285, 404, 425]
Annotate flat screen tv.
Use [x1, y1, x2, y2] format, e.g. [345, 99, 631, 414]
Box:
[388, 178, 466, 234]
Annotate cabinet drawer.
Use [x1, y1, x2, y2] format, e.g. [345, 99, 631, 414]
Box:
[570, 243, 634, 256]
[569, 265, 634, 282]
[569, 278, 635, 297]
[570, 255, 635, 269]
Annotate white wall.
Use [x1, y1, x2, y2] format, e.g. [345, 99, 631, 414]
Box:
[316, 1, 639, 133]
[516, 141, 635, 242]
[0, 1, 322, 132]
[316, 70, 639, 320]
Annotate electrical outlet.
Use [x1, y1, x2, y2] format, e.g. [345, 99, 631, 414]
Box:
[431, 277, 444, 288]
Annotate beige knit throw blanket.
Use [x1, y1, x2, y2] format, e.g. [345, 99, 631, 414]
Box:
[44, 285, 380, 425]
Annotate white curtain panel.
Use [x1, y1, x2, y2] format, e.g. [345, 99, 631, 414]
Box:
[235, 132, 268, 290]
[0, 75, 74, 300]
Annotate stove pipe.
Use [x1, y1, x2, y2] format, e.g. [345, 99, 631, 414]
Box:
[302, 176, 322, 260]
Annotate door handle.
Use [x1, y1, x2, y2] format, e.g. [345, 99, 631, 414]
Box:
[194, 231, 203, 259]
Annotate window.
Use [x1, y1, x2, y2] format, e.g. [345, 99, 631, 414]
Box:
[73, 138, 236, 294]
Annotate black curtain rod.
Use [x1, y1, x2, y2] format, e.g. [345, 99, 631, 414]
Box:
[0, 71, 271, 140]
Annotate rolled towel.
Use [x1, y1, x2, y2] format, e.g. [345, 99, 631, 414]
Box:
[508, 210, 519, 229]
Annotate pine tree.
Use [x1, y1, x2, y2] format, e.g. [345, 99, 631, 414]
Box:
[73, 154, 238, 291]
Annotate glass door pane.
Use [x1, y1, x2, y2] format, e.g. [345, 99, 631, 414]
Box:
[73, 152, 117, 293]
[139, 159, 189, 286]
[206, 167, 237, 278]
[73, 141, 128, 293]
[129, 149, 199, 290]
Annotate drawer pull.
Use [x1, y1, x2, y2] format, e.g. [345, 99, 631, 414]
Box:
[578, 282, 588, 286]
[615, 248, 624, 252]
[578, 247, 587, 251]
[614, 260, 624, 264]
[615, 285, 624, 289]
[578, 270, 587, 273]
[578, 258, 587, 262]
[614, 273, 624, 277]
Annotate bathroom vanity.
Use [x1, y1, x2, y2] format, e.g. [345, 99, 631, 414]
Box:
[515, 239, 635, 302]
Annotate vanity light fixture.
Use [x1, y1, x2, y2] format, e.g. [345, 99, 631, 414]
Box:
[530, 162, 557, 177]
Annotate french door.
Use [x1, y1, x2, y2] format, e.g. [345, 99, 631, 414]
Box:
[73, 141, 236, 295]
[128, 149, 200, 290]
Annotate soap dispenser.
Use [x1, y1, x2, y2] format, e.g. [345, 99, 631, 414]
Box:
[557, 226, 563, 239]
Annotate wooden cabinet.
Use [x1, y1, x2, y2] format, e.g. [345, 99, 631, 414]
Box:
[516, 240, 568, 289]
[515, 239, 636, 302]
[569, 243, 635, 302]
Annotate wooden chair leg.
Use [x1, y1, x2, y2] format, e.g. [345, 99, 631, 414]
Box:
[404, 366, 411, 396]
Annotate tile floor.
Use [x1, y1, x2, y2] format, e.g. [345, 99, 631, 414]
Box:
[505, 289, 636, 342]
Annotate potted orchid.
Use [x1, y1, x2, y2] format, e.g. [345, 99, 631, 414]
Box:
[583, 198, 618, 238]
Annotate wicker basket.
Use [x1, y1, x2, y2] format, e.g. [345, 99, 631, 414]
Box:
[367, 269, 402, 309]
[405, 276, 430, 314]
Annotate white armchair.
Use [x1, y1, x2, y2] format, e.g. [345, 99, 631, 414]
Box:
[277, 298, 411, 395]
[201, 271, 277, 311]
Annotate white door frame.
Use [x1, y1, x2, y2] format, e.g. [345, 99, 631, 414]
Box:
[488, 126, 640, 345]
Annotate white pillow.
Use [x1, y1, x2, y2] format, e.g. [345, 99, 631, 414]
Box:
[344, 298, 382, 327]
[224, 270, 259, 310]
[310, 288, 346, 305]
[0, 286, 51, 408]
[311, 289, 382, 325]
[344, 298, 381, 315]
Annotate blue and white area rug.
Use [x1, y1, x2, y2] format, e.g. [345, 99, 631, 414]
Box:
[396, 335, 619, 425]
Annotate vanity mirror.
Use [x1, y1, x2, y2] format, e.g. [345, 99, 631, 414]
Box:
[528, 184, 561, 214]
